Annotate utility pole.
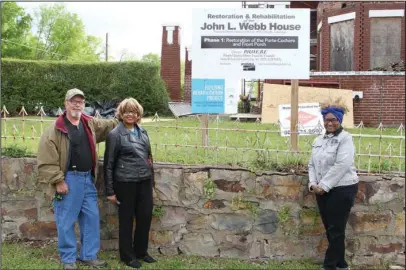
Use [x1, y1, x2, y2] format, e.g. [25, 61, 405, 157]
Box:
[105, 33, 109, 62]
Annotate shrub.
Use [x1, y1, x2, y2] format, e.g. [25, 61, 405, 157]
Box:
[1, 59, 170, 116]
[1, 145, 33, 158]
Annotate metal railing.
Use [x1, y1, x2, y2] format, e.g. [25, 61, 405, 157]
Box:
[1, 105, 405, 175]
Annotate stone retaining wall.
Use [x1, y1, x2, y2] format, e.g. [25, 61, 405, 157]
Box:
[1, 157, 405, 267]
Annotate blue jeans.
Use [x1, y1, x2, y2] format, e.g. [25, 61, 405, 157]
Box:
[53, 171, 100, 264]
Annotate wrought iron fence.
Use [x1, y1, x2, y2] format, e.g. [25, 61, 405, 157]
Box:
[1, 105, 405, 175]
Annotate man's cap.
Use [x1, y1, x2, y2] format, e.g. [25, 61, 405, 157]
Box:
[65, 88, 85, 100]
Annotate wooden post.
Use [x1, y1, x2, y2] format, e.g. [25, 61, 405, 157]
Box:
[257, 79, 261, 102]
[200, 114, 209, 146]
[290, 80, 299, 152]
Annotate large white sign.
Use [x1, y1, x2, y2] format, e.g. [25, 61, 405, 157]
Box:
[278, 103, 325, 137]
[192, 8, 310, 80]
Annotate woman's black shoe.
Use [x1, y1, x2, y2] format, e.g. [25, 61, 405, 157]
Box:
[140, 254, 157, 263]
[125, 259, 141, 269]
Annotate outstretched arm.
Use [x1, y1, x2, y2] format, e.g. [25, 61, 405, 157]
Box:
[92, 118, 119, 143]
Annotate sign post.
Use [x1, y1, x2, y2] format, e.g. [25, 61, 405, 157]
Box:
[290, 80, 299, 151]
[200, 114, 209, 147]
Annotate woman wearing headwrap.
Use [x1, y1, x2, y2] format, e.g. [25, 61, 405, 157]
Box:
[308, 105, 359, 270]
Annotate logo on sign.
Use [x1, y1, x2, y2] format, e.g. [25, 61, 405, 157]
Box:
[286, 111, 317, 125]
[241, 63, 256, 71]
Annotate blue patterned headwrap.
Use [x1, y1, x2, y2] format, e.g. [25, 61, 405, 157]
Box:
[321, 107, 344, 124]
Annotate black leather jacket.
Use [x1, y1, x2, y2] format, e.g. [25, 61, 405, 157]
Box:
[104, 122, 154, 196]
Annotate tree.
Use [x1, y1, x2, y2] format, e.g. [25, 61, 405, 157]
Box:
[1, 2, 35, 59]
[33, 3, 103, 61]
[71, 35, 104, 61]
[119, 48, 138, 62]
[141, 53, 160, 66]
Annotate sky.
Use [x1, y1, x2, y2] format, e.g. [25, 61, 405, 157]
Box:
[18, 2, 241, 61]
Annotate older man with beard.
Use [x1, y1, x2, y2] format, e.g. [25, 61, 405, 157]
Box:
[37, 88, 118, 270]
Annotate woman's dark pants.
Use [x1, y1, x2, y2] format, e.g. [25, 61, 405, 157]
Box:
[316, 183, 358, 270]
[114, 179, 153, 263]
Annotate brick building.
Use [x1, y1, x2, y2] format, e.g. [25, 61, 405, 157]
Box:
[264, 1, 406, 126]
[316, 1, 405, 71]
[160, 2, 405, 126]
[265, 73, 405, 127]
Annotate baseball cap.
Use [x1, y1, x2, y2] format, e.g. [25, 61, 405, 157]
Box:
[65, 88, 85, 100]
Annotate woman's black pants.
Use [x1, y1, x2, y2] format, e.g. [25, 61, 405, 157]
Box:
[114, 179, 153, 263]
[316, 183, 358, 270]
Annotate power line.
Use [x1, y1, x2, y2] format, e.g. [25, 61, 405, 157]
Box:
[1, 38, 98, 63]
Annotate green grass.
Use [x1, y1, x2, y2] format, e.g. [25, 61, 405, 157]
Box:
[1, 241, 322, 269]
[1, 116, 405, 173]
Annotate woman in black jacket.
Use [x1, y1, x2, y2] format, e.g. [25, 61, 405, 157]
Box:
[104, 98, 156, 269]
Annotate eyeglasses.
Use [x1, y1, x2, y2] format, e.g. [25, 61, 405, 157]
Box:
[123, 111, 137, 116]
[324, 118, 339, 124]
[69, 100, 85, 106]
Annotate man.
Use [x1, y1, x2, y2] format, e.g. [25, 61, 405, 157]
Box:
[37, 88, 118, 270]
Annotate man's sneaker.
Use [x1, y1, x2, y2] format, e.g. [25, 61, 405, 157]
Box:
[63, 263, 78, 270]
[79, 259, 107, 268]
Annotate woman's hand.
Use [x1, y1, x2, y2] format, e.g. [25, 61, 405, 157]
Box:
[309, 184, 317, 193]
[310, 184, 326, 195]
[314, 186, 326, 195]
[107, 194, 119, 204]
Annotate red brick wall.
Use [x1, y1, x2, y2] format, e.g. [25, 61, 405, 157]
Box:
[184, 47, 192, 103]
[160, 26, 181, 101]
[317, 2, 405, 71]
[265, 74, 405, 127]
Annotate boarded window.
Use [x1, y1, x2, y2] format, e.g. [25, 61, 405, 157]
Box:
[370, 17, 402, 69]
[330, 20, 355, 71]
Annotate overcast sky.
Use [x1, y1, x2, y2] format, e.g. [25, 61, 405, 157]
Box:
[18, 2, 241, 61]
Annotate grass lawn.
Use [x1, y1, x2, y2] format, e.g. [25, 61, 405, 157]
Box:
[1, 241, 323, 269]
[1, 116, 405, 173]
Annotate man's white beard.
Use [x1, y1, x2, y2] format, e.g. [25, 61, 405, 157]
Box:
[70, 111, 82, 119]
